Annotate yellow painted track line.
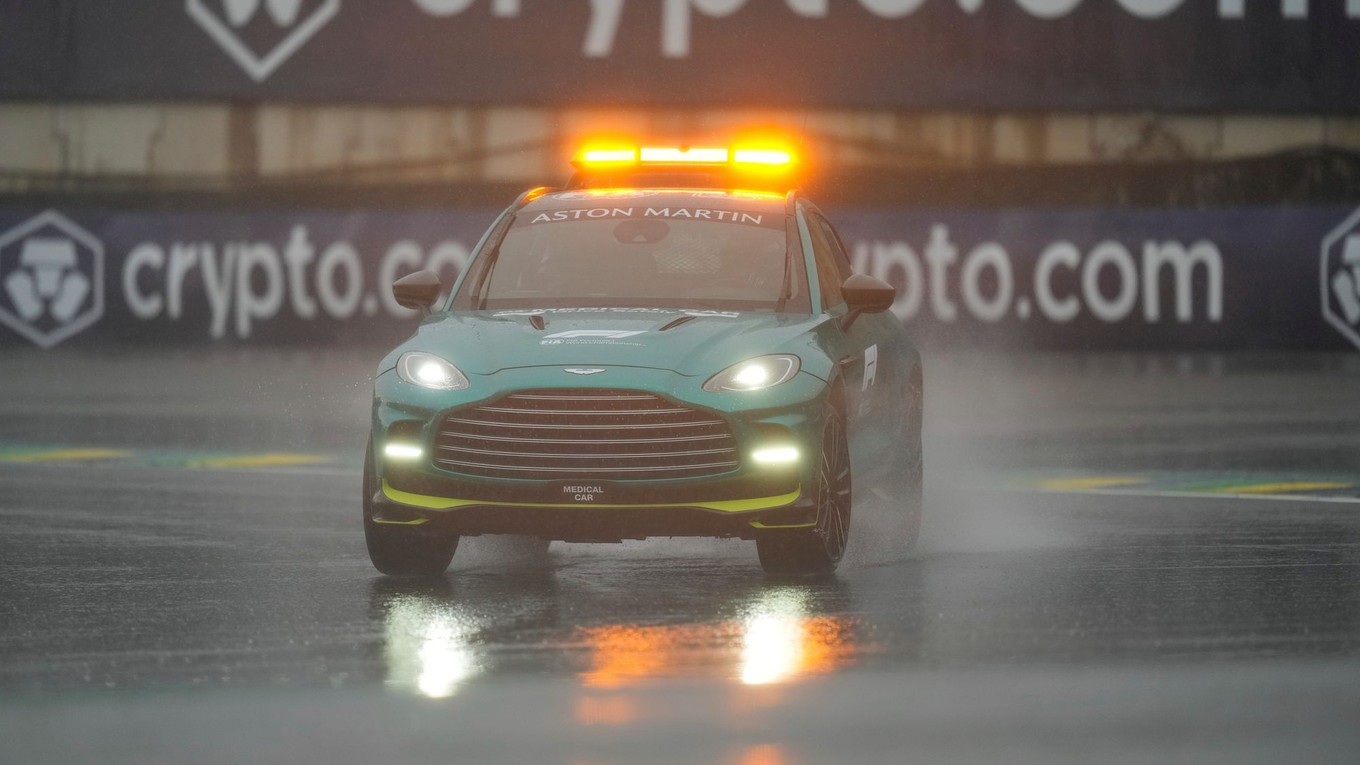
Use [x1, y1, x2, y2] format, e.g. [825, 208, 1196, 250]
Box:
[0, 445, 351, 473]
[1037, 477, 1148, 491]
[1021, 487, 1360, 505]
[1211, 481, 1354, 495]
[0, 448, 134, 463]
[187, 454, 335, 469]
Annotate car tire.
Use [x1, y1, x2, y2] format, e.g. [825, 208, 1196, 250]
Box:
[756, 402, 852, 575]
[362, 438, 458, 578]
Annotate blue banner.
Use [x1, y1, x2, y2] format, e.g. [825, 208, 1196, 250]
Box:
[1, 204, 1358, 351]
[2, 2, 1358, 112]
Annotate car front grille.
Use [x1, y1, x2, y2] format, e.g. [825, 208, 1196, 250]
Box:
[434, 389, 739, 481]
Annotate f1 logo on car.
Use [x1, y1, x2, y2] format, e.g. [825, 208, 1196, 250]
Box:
[187, 0, 341, 82]
[0, 211, 104, 349]
[1322, 206, 1360, 352]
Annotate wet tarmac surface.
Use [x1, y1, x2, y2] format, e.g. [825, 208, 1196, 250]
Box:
[1, 350, 1359, 763]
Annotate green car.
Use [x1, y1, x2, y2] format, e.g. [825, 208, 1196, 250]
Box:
[365, 147, 924, 576]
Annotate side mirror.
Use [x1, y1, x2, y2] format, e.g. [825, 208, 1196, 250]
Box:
[392, 270, 442, 316]
[841, 274, 896, 329]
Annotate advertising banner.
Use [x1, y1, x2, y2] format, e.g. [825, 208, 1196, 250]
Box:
[2, 204, 1359, 351]
[1, 1, 1358, 112]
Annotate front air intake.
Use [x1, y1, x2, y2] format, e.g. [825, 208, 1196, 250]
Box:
[434, 389, 738, 481]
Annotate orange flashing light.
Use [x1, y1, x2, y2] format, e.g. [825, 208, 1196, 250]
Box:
[577, 148, 638, 165]
[733, 148, 793, 167]
[639, 146, 729, 163]
[574, 143, 796, 170]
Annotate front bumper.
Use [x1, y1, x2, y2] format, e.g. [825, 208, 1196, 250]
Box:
[371, 480, 816, 541]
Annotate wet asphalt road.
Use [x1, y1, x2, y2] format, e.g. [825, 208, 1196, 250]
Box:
[1, 350, 1359, 764]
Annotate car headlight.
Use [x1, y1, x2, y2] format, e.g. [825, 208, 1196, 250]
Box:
[703, 355, 800, 392]
[397, 352, 470, 391]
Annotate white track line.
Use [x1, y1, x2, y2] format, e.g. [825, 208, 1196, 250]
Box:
[1018, 487, 1360, 505]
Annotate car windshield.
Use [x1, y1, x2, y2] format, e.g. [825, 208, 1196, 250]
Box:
[455, 204, 810, 312]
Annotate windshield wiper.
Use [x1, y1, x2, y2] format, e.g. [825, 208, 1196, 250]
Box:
[658, 314, 696, 332]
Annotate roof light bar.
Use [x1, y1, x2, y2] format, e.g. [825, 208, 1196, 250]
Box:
[733, 149, 792, 166]
[639, 147, 729, 163]
[572, 144, 797, 170]
[579, 148, 638, 165]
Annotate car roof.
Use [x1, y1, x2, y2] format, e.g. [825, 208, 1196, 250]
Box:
[520, 189, 789, 215]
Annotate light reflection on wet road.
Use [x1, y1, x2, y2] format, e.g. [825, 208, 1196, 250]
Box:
[1, 465, 1356, 696]
[1, 351, 1359, 763]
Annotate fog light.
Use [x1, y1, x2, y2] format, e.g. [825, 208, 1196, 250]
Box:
[752, 446, 799, 465]
[385, 443, 423, 460]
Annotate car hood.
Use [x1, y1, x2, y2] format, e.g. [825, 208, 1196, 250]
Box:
[384, 309, 830, 378]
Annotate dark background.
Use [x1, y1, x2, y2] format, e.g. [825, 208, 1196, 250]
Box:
[2, 1, 1358, 110]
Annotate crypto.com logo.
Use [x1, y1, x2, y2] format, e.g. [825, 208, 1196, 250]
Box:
[1323, 206, 1360, 351]
[0, 211, 104, 349]
[187, 0, 341, 82]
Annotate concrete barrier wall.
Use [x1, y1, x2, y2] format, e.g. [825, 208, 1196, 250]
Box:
[6, 104, 1360, 192]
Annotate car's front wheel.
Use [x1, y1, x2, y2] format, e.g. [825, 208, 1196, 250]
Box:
[756, 404, 852, 576]
[362, 438, 457, 578]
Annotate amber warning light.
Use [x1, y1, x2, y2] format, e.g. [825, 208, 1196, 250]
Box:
[573, 145, 794, 169]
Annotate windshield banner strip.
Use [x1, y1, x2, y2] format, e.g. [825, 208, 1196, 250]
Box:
[522, 207, 778, 229]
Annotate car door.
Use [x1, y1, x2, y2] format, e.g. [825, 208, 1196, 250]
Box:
[807, 205, 914, 480]
[802, 207, 877, 424]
